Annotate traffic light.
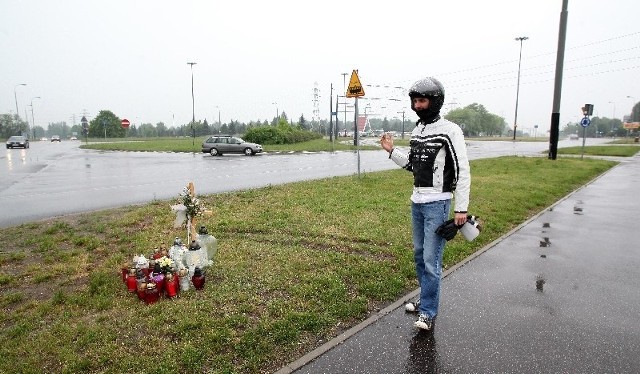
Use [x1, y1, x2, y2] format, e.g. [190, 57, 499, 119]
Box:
[582, 104, 594, 116]
[81, 116, 89, 136]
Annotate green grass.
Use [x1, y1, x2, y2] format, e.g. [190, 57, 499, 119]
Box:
[609, 137, 640, 144]
[79, 137, 379, 153]
[0, 156, 617, 373]
[466, 136, 549, 142]
[556, 145, 640, 157]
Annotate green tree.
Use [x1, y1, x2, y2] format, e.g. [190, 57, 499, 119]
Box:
[47, 121, 71, 139]
[156, 122, 168, 137]
[89, 110, 125, 138]
[138, 123, 157, 137]
[0, 114, 28, 138]
[128, 124, 139, 137]
[33, 125, 46, 138]
[298, 114, 307, 130]
[201, 119, 210, 136]
[630, 101, 640, 122]
[445, 103, 506, 137]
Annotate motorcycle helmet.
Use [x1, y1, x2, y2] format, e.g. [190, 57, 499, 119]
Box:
[408, 77, 445, 123]
[435, 218, 458, 241]
[436, 215, 481, 242]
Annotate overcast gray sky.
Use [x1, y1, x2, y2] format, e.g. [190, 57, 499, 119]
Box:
[2, 0, 639, 134]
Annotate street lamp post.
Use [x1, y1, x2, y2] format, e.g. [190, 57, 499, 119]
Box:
[272, 102, 278, 122]
[397, 110, 406, 139]
[609, 101, 616, 119]
[30, 97, 41, 139]
[187, 62, 197, 146]
[513, 36, 529, 141]
[215, 106, 221, 133]
[14, 83, 27, 120]
[342, 73, 348, 128]
[363, 105, 372, 135]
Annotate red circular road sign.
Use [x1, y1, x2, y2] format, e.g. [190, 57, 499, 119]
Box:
[121, 119, 130, 129]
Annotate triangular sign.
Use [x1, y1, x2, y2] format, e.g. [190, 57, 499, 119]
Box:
[346, 70, 365, 98]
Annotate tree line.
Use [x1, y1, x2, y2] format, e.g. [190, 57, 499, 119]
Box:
[2, 100, 637, 141]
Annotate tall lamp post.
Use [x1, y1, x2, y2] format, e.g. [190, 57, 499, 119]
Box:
[14, 83, 27, 120]
[341, 73, 348, 129]
[513, 36, 529, 141]
[215, 106, 221, 133]
[608, 101, 616, 119]
[397, 110, 406, 139]
[272, 102, 278, 122]
[30, 96, 41, 139]
[187, 62, 197, 146]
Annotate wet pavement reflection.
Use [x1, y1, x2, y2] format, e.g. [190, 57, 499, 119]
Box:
[406, 332, 439, 374]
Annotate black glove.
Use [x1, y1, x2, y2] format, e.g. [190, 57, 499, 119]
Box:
[435, 219, 459, 241]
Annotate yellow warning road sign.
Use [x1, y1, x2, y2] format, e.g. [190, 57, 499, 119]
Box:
[346, 70, 365, 98]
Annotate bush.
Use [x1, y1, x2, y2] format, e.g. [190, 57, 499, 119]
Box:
[244, 123, 322, 145]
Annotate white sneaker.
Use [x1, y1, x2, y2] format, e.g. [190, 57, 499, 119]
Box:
[405, 300, 420, 313]
[414, 314, 434, 331]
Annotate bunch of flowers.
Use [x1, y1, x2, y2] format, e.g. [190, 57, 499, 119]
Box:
[157, 256, 175, 274]
[178, 185, 205, 221]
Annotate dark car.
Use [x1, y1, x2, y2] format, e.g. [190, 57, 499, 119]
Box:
[6, 136, 29, 149]
[201, 135, 263, 156]
[51, 135, 61, 142]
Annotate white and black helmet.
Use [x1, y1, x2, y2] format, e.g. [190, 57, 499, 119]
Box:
[408, 77, 446, 120]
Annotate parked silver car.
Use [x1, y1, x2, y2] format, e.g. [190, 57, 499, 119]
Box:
[6, 135, 29, 149]
[201, 135, 263, 156]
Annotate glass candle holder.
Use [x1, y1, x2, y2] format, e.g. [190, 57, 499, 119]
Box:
[126, 269, 137, 293]
[164, 273, 177, 298]
[192, 267, 205, 290]
[144, 283, 159, 305]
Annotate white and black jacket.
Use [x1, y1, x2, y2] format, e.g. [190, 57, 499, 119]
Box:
[389, 118, 470, 213]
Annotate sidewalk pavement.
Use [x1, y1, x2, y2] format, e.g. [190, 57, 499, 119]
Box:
[278, 154, 640, 374]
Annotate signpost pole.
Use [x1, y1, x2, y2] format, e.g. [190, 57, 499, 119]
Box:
[581, 125, 586, 159]
[345, 69, 365, 177]
[579, 112, 591, 160]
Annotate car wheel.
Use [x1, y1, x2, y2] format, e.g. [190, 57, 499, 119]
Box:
[244, 147, 254, 156]
[209, 148, 220, 156]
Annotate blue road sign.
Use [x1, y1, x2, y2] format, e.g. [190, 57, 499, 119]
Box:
[580, 117, 591, 128]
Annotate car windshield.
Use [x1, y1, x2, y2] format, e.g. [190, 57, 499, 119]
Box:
[8, 136, 23, 141]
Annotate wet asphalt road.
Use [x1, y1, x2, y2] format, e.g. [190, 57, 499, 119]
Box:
[0, 138, 604, 228]
[279, 154, 640, 373]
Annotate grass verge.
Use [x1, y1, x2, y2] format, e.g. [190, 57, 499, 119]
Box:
[0, 156, 616, 373]
[79, 137, 379, 153]
[556, 144, 639, 157]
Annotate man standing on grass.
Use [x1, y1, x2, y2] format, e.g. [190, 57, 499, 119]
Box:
[380, 77, 471, 331]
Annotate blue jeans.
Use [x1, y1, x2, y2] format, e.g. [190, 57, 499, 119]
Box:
[411, 199, 450, 318]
